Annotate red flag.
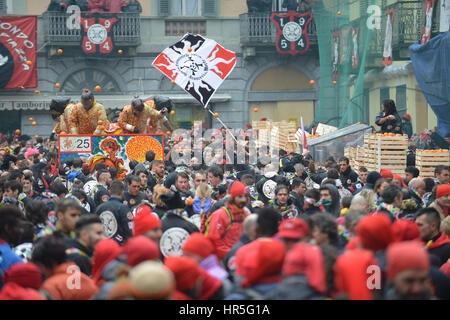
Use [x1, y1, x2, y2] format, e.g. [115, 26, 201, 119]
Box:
[0, 16, 38, 89]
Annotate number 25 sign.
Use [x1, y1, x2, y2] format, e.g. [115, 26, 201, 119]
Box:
[80, 13, 118, 55]
[59, 136, 92, 153]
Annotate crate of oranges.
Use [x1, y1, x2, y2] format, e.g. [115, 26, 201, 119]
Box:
[416, 149, 450, 178]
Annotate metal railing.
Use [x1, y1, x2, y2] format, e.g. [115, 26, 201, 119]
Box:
[43, 12, 141, 44]
[240, 12, 317, 45]
[165, 20, 206, 36]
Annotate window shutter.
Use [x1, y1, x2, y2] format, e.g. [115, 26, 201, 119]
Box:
[0, 0, 7, 14]
[203, 0, 218, 17]
[159, 0, 170, 16]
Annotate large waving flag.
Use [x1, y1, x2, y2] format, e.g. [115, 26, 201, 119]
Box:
[152, 34, 237, 107]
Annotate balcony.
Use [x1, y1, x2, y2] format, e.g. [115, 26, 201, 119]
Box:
[239, 12, 317, 47]
[366, 1, 425, 65]
[43, 12, 141, 47]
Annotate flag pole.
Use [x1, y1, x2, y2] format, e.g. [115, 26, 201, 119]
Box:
[206, 105, 238, 143]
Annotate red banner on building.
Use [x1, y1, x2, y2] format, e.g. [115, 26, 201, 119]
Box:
[421, 0, 436, 44]
[80, 13, 118, 56]
[0, 16, 38, 89]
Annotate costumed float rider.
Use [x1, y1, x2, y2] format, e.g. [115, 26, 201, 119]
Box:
[113, 96, 174, 134]
[68, 91, 109, 135]
[50, 97, 76, 138]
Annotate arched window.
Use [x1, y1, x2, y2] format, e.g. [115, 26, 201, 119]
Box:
[61, 69, 121, 93]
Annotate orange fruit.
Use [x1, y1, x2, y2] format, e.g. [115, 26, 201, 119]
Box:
[15, 129, 20, 134]
[254, 108, 259, 112]
[309, 80, 315, 85]
[333, 81, 337, 85]
[26, 61, 32, 66]
[32, 122, 37, 126]
[170, 110, 175, 115]
[166, 131, 171, 135]
[55, 83, 61, 88]
[188, 47, 192, 52]
[100, 126, 105, 131]
[61, 131, 67, 135]
[35, 90, 40, 94]
[84, 88, 89, 92]
[214, 113, 219, 118]
[118, 49, 123, 55]
[95, 85, 101, 92]
[28, 117, 33, 121]
[171, 80, 175, 84]
[35, 135, 39, 139]
[58, 49, 63, 55]
[98, 120, 103, 125]
[337, 11, 341, 15]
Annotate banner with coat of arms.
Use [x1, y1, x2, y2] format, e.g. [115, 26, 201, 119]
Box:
[80, 13, 118, 55]
[270, 10, 313, 55]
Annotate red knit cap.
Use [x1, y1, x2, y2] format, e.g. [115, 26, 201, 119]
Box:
[282, 243, 326, 293]
[230, 181, 249, 198]
[277, 218, 310, 240]
[182, 232, 215, 259]
[235, 238, 286, 288]
[334, 248, 377, 300]
[164, 255, 201, 292]
[2, 263, 42, 289]
[380, 168, 393, 179]
[357, 213, 393, 251]
[386, 241, 430, 279]
[392, 174, 407, 187]
[133, 205, 162, 237]
[436, 184, 450, 199]
[391, 219, 421, 243]
[92, 238, 123, 284]
[123, 236, 160, 267]
[402, 114, 411, 121]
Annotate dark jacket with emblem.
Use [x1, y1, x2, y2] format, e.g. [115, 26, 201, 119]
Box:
[339, 166, 359, 190]
[95, 197, 133, 245]
[160, 192, 200, 257]
[123, 191, 148, 211]
[255, 173, 279, 204]
[94, 185, 110, 207]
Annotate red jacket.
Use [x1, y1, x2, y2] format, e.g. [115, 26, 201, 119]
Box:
[206, 203, 249, 260]
[41, 262, 98, 300]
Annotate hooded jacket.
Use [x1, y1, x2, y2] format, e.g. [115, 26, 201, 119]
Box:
[339, 166, 359, 190]
[426, 232, 450, 266]
[320, 184, 341, 217]
[205, 202, 250, 260]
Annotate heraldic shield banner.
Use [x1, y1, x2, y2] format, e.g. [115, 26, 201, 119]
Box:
[152, 33, 237, 107]
[270, 10, 313, 55]
[80, 13, 118, 56]
[58, 134, 164, 180]
[0, 16, 38, 89]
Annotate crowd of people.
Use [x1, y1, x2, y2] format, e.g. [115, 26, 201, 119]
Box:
[0, 95, 449, 300]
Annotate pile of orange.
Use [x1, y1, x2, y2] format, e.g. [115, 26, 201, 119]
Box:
[421, 149, 449, 153]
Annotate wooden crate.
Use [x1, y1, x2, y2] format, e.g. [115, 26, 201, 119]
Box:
[416, 149, 450, 178]
[363, 134, 408, 173]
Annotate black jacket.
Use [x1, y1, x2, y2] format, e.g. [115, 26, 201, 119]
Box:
[256, 174, 279, 204]
[265, 275, 325, 300]
[95, 197, 133, 245]
[65, 239, 93, 277]
[123, 191, 148, 211]
[160, 212, 199, 257]
[375, 112, 402, 134]
[339, 166, 359, 190]
[290, 191, 304, 214]
[94, 185, 110, 207]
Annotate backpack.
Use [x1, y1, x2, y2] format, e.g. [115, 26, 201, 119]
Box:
[202, 206, 245, 235]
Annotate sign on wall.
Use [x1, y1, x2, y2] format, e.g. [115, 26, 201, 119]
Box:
[59, 134, 164, 180]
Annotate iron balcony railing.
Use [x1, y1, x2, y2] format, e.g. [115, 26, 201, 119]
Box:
[239, 12, 317, 45]
[43, 12, 141, 45]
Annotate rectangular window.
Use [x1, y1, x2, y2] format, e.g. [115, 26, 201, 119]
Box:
[168, 0, 203, 16]
[396, 85, 407, 116]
